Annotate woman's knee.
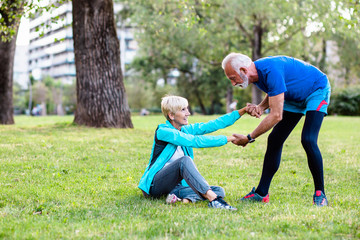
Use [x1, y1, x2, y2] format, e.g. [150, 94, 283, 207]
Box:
[179, 156, 194, 168]
[180, 155, 192, 162]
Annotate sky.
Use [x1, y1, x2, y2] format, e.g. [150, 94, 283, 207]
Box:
[16, 17, 30, 46]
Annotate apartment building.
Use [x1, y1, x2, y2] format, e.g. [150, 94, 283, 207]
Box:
[28, 2, 137, 84]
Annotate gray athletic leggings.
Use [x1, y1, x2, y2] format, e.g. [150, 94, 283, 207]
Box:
[149, 156, 212, 198]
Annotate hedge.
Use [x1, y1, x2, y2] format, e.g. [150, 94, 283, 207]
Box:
[328, 86, 360, 116]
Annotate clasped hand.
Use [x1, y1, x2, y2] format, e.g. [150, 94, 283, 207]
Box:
[246, 103, 263, 118]
[231, 134, 248, 147]
[230, 103, 264, 147]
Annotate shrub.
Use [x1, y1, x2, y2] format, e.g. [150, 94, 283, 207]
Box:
[328, 86, 360, 116]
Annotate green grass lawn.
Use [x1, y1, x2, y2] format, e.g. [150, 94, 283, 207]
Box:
[0, 114, 359, 239]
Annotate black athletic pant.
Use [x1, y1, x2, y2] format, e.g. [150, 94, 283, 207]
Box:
[255, 110, 325, 197]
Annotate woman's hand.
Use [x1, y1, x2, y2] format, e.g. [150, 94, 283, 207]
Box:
[227, 135, 236, 142]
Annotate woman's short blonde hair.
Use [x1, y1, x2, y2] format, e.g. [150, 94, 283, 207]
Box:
[161, 95, 188, 121]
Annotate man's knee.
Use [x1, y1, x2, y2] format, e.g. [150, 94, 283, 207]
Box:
[301, 135, 317, 149]
[267, 131, 285, 148]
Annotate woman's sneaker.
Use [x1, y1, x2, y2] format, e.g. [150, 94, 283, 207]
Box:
[241, 187, 269, 203]
[166, 193, 182, 204]
[313, 190, 328, 207]
[208, 196, 237, 211]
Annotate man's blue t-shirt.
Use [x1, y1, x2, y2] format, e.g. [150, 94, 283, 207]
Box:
[254, 56, 328, 102]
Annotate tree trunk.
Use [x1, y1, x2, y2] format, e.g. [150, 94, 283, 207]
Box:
[40, 102, 47, 116]
[195, 90, 207, 115]
[0, 37, 17, 124]
[226, 86, 233, 113]
[0, 2, 22, 124]
[28, 81, 33, 115]
[251, 21, 264, 104]
[56, 86, 64, 116]
[319, 38, 327, 72]
[72, 0, 133, 128]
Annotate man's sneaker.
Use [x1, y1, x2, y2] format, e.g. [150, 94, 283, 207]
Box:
[166, 193, 182, 204]
[313, 190, 328, 207]
[208, 196, 237, 211]
[241, 187, 269, 203]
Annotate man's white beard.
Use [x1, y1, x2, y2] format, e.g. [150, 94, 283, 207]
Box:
[236, 72, 249, 89]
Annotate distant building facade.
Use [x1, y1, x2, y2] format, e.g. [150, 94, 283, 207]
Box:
[13, 45, 29, 89]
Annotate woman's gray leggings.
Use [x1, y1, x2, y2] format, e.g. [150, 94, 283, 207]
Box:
[149, 156, 213, 199]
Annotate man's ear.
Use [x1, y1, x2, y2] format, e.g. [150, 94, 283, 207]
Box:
[240, 67, 248, 74]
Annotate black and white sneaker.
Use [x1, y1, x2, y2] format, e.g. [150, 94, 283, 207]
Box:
[208, 196, 237, 211]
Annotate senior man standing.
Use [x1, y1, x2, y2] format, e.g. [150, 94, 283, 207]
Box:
[222, 53, 331, 206]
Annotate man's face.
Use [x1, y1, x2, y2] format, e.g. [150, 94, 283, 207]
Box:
[224, 62, 249, 89]
[237, 71, 249, 89]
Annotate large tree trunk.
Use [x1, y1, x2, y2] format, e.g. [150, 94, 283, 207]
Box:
[0, 2, 22, 124]
[0, 36, 17, 124]
[251, 21, 264, 104]
[72, 0, 133, 128]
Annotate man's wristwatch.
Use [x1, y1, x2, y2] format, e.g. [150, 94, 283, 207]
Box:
[247, 134, 255, 143]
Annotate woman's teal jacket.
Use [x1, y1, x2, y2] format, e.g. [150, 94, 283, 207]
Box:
[138, 110, 241, 194]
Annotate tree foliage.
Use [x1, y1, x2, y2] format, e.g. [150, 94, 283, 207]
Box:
[0, 0, 25, 42]
[120, 0, 360, 112]
[328, 1, 360, 87]
[0, 0, 69, 41]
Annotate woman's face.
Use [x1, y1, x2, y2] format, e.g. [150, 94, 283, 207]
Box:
[170, 106, 190, 130]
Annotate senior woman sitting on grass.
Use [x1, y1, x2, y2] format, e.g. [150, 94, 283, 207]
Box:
[138, 95, 246, 210]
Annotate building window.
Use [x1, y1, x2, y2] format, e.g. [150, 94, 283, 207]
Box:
[125, 39, 137, 51]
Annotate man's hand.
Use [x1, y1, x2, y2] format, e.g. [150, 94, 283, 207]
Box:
[247, 93, 284, 140]
[231, 134, 249, 147]
[246, 103, 263, 118]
